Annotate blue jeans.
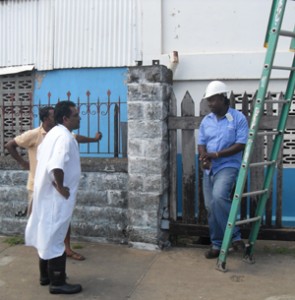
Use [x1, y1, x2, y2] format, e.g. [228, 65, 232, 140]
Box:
[203, 167, 241, 250]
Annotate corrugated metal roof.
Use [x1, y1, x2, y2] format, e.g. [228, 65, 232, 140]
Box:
[0, 0, 38, 67]
[53, 0, 141, 69]
[0, 0, 142, 70]
[36, 0, 55, 70]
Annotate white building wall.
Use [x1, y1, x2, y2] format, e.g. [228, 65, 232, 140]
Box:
[148, 0, 295, 112]
[0, 0, 294, 98]
[158, 0, 294, 82]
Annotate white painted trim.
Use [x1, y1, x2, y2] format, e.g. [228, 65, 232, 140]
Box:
[0, 65, 34, 75]
[160, 51, 294, 80]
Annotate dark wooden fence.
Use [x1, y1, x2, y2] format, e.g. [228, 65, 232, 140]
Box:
[168, 90, 295, 241]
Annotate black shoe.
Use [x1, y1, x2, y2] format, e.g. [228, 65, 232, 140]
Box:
[49, 283, 82, 294]
[232, 240, 245, 252]
[40, 277, 50, 286]
[48, 252, 82, 294]
[205, 248, 220, 259]
[39, 258, 50, 286]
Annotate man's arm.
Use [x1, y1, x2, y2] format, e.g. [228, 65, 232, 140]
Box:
[198, 144, 207, 159]
[216, 143, 245, 158]
[52, 169, 70, 199]
[75, 132, 102, 143]
[5, 139, 29, 170]
[201, 143, 245, 160]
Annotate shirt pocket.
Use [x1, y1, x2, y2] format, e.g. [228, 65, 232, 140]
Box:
[226, 126, 236, 143]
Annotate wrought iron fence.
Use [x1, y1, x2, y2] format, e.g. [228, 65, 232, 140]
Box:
[0, 90, 127, 158]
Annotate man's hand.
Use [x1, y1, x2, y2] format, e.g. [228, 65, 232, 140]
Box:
[200, 157, 211, 170]
[52, 181, 70, 199]
[198, 146, 218, 170]
[20, 160, 30, 170]
[94, 132, 103, 141]
[199, 152, 216, 170]
[75, 132, 103, 143]
[200, 152, 218, 160]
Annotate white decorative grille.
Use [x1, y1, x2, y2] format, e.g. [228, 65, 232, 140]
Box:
[0, 72, 34, 156]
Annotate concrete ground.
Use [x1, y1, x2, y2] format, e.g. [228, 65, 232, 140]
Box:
[1, 235, 295, 300]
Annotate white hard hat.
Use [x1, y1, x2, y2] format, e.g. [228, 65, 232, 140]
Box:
[203, 81, 229, 99]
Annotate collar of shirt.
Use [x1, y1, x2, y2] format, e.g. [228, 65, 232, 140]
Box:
[207, 107, 233, 122]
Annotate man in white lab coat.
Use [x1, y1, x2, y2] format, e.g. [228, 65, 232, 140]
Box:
[25, 100, 82, 294]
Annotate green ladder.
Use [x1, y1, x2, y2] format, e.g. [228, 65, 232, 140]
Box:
[216, 0, 295, 272]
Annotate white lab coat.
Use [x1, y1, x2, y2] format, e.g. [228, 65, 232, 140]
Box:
[25, 125, 81, 260]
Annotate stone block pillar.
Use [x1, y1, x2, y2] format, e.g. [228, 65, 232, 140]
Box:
[127, 65, 172, 244]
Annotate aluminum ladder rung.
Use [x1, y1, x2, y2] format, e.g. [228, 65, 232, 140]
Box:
[264, 99, 289, 103]
[242, 189, 268, 197]
[272, 65, 295, 71]
[249, 160, 276, 167]
[279, 30, 295, 38]
[257, 130, 280, 136]
[236, 216, 261, 226]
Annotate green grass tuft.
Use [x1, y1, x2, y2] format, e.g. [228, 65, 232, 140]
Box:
[4, 236, 24, 246]
[72, 243, 83, 250]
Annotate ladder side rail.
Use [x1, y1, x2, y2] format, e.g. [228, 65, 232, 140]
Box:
[290, 25, 295, 51]
[240, 93, 251, 220]
[264, 0, 280, 47]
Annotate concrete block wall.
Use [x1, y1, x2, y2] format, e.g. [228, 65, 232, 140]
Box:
[0, 170, 28, 235]
[0, 161, 129, 244]
[72, 170, 128, 243]
[0, 65, 173, 246]
[127, 65, 172, 243]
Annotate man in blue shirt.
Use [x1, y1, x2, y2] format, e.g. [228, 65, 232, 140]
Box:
[198, 81, 249, 259]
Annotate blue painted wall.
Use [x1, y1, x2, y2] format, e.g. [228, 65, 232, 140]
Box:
[278, 168, 295, 226]
[33, 68, 128, 157]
